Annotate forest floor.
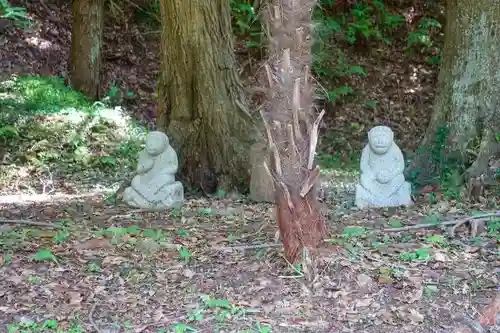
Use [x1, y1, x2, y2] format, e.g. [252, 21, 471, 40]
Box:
[0, 0, 499, 332]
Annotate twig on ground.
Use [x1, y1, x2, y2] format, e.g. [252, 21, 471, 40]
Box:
[213, 242, 282, 251]
[381, 213, 499, 235]
[452, 314, 485, 333]
[0, 219, 61, 228]
[88, 303, 102, 333]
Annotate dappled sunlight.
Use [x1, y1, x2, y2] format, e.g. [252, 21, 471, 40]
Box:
[24, 35, 53, 49]
[0, 188, 110, 205]
[0, 74, 148, 199]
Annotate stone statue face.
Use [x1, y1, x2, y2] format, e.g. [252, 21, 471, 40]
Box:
[368, 126, 394, 155]
[145, 131, 168, 156]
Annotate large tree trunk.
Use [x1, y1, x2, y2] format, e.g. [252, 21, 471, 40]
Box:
[157, 0, 258, 192]
[70, 0, 104, 100]
[411, 0, 500, 185]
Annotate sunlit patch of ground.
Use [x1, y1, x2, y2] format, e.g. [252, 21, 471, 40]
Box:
[0, 75, 147, 197]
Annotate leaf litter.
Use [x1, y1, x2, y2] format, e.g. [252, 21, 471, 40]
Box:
[0, 190, 498, 333]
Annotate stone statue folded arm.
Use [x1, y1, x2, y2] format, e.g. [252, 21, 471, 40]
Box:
[360, 145, 375, 188]
[136, 151, 154, 174]
[375, 145, 405, 184]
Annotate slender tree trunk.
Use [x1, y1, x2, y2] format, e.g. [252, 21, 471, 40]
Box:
[262, 0, 327, 265]
[69, 0, 104, 100]
[411, 0, 500, 185]
[157, 0, 258, 192]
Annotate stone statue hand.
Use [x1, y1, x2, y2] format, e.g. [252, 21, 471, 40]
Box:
[376, 170, 392, 184]
[137, 158, 154, 174]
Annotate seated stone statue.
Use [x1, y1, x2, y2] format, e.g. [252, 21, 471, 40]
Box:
[123, 131, 184, 210]
[355, 126, 412, 209]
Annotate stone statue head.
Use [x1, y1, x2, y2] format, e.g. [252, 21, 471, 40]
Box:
[368, 126, 394, 155]
[145, 131, 169, 156]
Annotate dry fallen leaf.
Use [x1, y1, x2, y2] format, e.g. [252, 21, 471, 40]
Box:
[381, 310, 396, 325]
[357, 273, 373, 288]
[355, 297, 372, 308]
[479, 292, 500, 326]
[407, 286, 423, 303]
[73, 238, 112, 250]
[434, 251, 449, 262]
[409, 308, 424, 323]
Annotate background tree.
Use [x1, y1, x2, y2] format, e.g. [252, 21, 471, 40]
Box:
[156, 0, 258, 192]
[411, 0, 500, 188]
[69, 0, 105, 100]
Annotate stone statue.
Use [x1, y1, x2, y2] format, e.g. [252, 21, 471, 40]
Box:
[123, 131, 184, 210]
[355, 126, 412, 209]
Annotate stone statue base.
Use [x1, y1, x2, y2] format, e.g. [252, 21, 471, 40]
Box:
[355, 182, 413, 209]
[123, 181, 184, 210]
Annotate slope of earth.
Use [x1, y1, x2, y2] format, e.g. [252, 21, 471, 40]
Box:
[0, 196, 498, 332]
[0, 0, 159, 124]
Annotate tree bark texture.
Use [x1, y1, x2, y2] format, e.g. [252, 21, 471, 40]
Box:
[412, 0, 500, 184]
[157, 0, 258, 192]
[262, 0, 327, 264]
[70, 0, 104, 100]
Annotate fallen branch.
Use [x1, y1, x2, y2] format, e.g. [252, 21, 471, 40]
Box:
[381, 213, 498, 235]
[88, 302, 103, 333]
[213, 242, 282, 251]
[0, 219, 61, 228]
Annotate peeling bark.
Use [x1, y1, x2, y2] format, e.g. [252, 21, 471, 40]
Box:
[70, 0, 104, 100]
[157, 0, 258, 191]
[412, 0, 500, 184]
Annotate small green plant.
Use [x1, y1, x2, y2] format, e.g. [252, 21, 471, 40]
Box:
[388, 219, 403, 228]
[178, 246, 192, 263]
[171, 323, 197, 333]
[230, 0, 263, 48]
[254, 322, 272, 333]
[27, 275, 42, 285]
[399, 248, 431, 262]
[425, 234, 447, 246]
[406, 17, 441, 55]
[32, 249, 58, 263]
[0, 0, 31, 27]
[197, 208, 213, 216]
[7, 318, 84, 333]
[87, 261, 101, 273]
[423, 284, 439, 297]
[424, 214, 442, 226]
[55, 229, 70, 244]
[342, 226, 367, 238]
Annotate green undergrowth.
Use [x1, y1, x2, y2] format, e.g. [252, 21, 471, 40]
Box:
[0, 75, 147, 188]
[0, 0, 31, 27]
